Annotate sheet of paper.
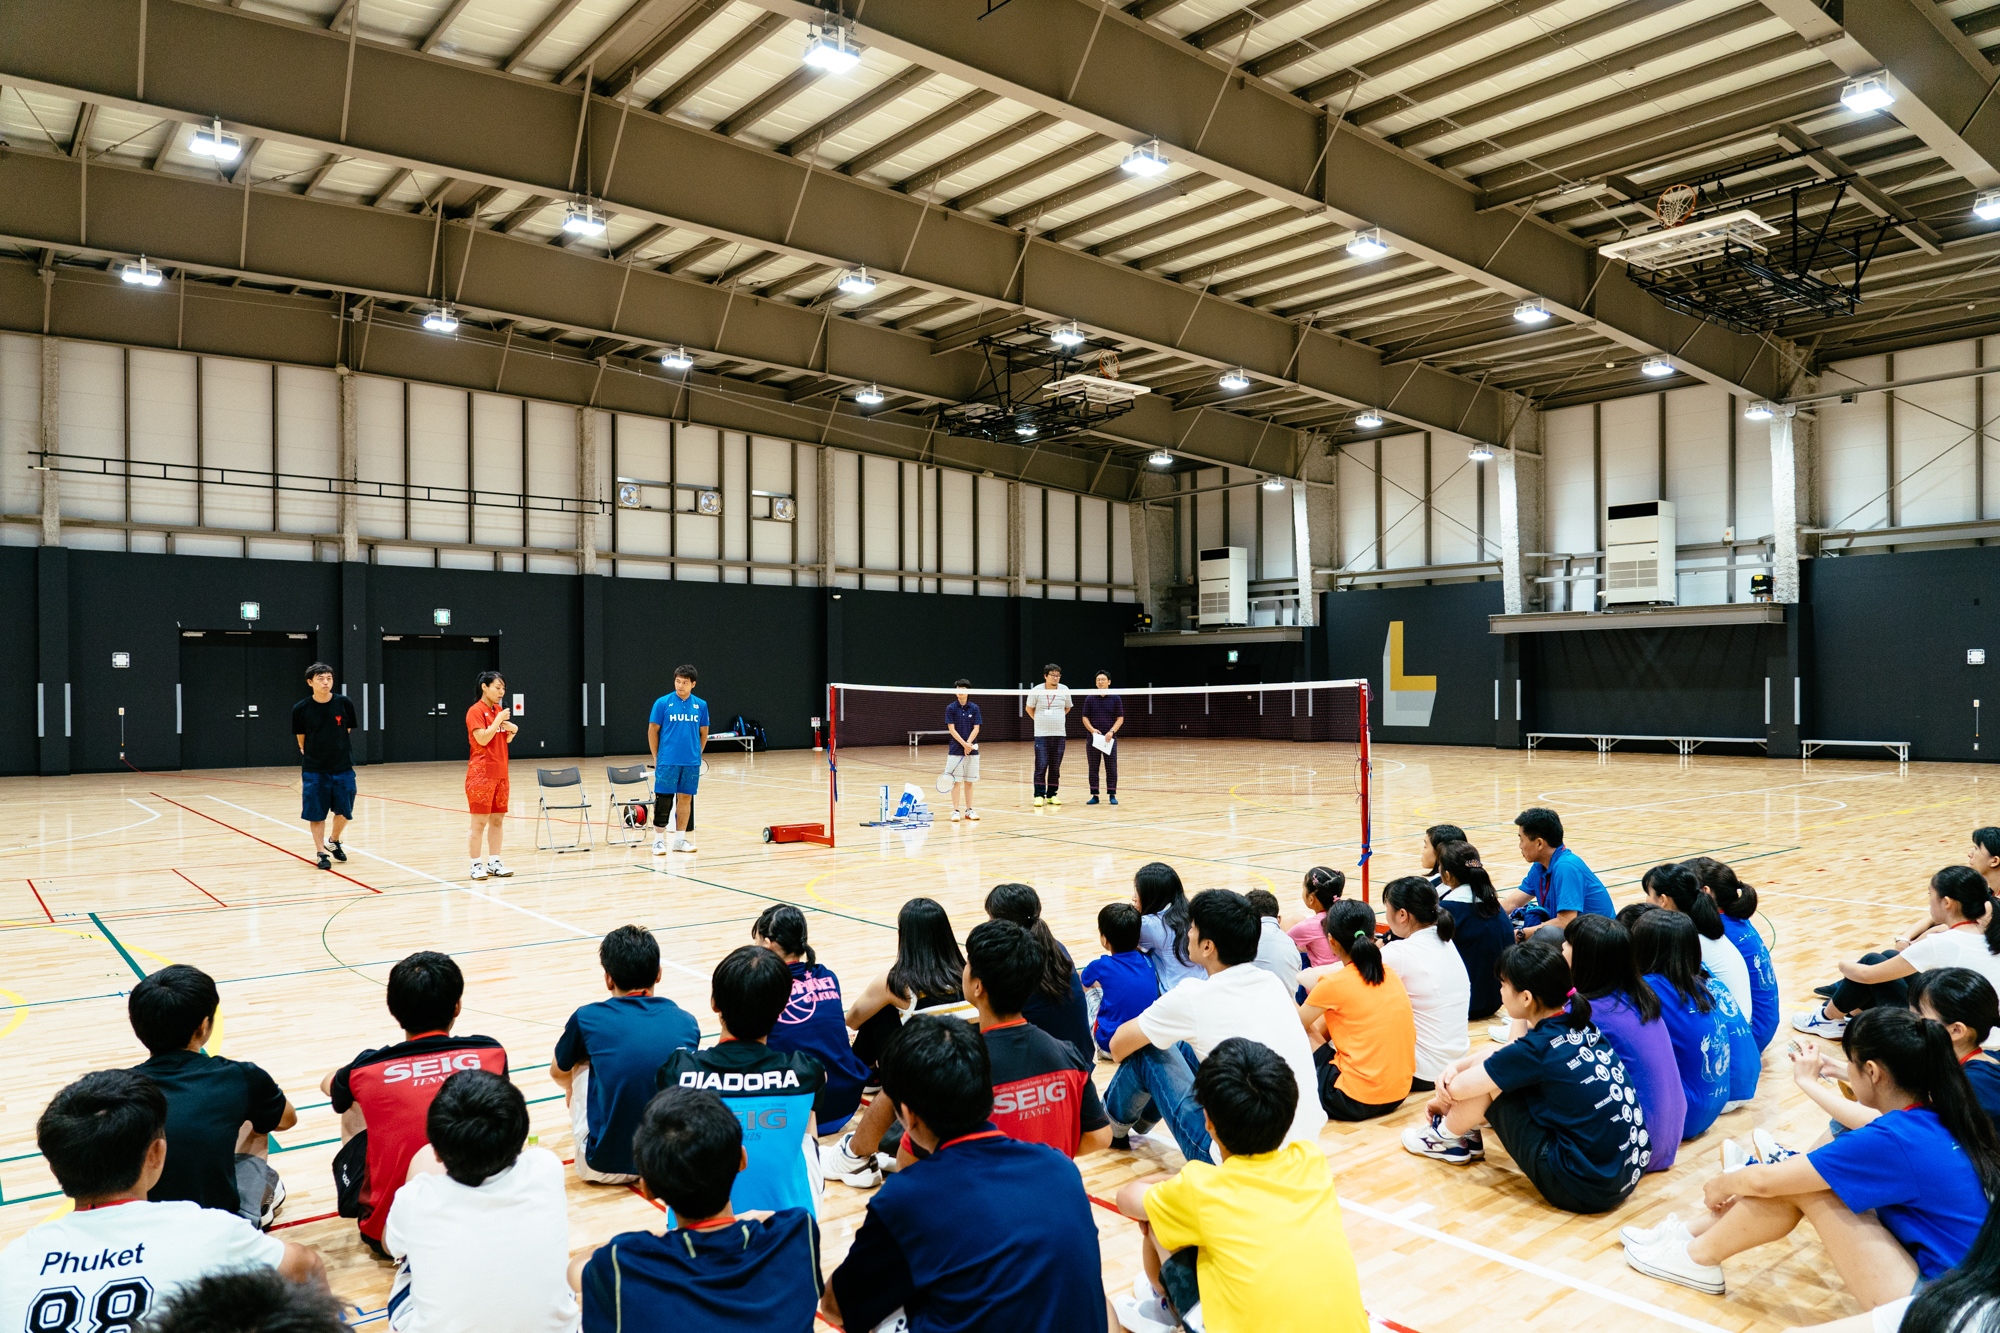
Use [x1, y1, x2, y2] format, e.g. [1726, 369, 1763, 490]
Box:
[1092, 732, 1114, 754]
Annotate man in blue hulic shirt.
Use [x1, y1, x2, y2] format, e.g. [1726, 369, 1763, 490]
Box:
[648, 664, 709, 854]
[1500, 806, 1615, 938]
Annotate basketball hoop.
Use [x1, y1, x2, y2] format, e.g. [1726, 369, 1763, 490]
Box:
[1096, 349, 1121, 381]
[1657, 184, 1699, 228]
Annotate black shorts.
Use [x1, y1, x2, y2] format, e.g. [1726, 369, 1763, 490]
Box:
[1313, 1045, 1407, 1122]
[1485, 1090, 1632, 1214]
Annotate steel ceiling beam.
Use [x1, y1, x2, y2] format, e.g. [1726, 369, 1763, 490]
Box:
[780, 64, 935, 158]
[650, 11, 788, 116]
[599, 0, 730, 90]
[1295, 0, 1568, 107]
[502, 0, 590, 75]
[839, 89, 1001, 177]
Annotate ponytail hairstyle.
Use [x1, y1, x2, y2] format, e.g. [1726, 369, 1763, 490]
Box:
[1323, 899, 1384, 986]
[1135, 862, 1194, 968]
[1383, 876, 1455, 943]
[1434, 840, 1502, 919]
[1423, 823, 1466, 859]
[1629, 907, 1713, 1014]
[1842, 1006, 2000, 1198]
[1642, 861, 1725, 941]
[1929, 865, 2000, 959]
[1566, 912, 1662, 1024]
[886, 898, 966, 1001]
[751, 903, 815, 967]
[1302, 866, 1346, 912]
[985, 882, 1073, 1007]
[1498, 941, 1592, 1030]
[1906, 966, 2000, 1051]
[1685, 855, 1758, 921]
[1903, 1205, 2000, 1333]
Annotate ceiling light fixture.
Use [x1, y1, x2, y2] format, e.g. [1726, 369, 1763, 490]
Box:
[1219, 367, 1250, 391]
[1262, 476, 1285, 492]
[1355, 408, 1384, 428]
[1641, 355, 1674, 377]
[661, 346, 695, 369]
[421, 302, 459, 333]
[1468, 445, 1495, 462]
[1743, 400, 1774, 421]
[855, 384, 885, 405]
[1976, 189, 2000, 222]
[1050, 321, 1087, 347]
[1345, 228, 1389, 259]
[189, 116, 241, 162]
[1015, 421, 1039, 437]
[562, 199, 607, 237]
[1122, 139, 1170, 177]
[803, 14, 863, 73]
[836, 267, 876, 295]
[120, 256, 164, 288]
[1513, 298, 1552, 324]
[1148, 448, 1174, 467]
[1839, 74, 1895, 114]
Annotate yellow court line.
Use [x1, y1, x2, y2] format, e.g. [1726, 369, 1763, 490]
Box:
[0, 987, 26, 1043]
[0, 918, 223, 1055]
[802, 856, 953, 917]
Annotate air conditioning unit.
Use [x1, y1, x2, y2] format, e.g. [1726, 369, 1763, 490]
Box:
[1197, 546, 1248, 627]
[1603, 501, 1677, 606]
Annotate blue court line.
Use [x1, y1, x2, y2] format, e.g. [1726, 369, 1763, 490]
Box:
[87, 912, 147, 980]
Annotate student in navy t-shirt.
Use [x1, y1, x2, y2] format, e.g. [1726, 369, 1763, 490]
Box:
[822, 1015, 1104, 1333]
[647, 664, 709, 853]
[753, 904, 870, 1134]
[964, 920, 1112, 1158]
[1499, 807, 1614, 934]
[657, 947, 825, 1222]
[573, 1085, 822, 1333]
[553, 925, 700, 1184]
[1083, 902, 1158, 1057]
[1622, 1007, 2000, 1303]
[945, 679, 982, 822]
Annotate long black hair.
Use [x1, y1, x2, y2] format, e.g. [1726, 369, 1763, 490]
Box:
[886, 898, 965, 1001]
[985, 882, 1073, 1007]
[1323, 899, 1384, 985]
[1135, 862, 1193, 967]
[1498, 941, 1593, 1030]
[1566, 913, 1662, 1024]
[1630, 908, 1713, 1014]
[1383, 876, 1456, 943]
[1423, 823, 1466, 857]
[1844, 1007, 2000, 1198]
[1643, 861, 1725, 941]
[1435, 839, 1502, 918]
[1930, 865, 2000, 956]
[1685, 855, 1759, 921]
[1904, 1205, 2000, 1333]
[752, 903, 815, 966]
[1906, 966, 2000, 1050]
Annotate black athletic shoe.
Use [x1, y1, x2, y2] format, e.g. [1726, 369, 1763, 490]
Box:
[316, 853, 332, 871]
[328, 840, 347, 862]
[1813, 983, 1836, 999]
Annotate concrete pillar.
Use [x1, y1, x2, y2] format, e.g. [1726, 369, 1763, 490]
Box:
[39, 336, 59, 547]
[1293, 444, 1338, 625]
[1769, 397, 1818, 605]
[1496, 398, 1545, 616]
[1129, 472, 1176, 625]
[817, 446, 836, 588]
[576, 407, 599, 577]
[336, 366, 359, 562]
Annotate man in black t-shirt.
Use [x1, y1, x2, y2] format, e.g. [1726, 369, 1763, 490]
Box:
[292, 662, 357, 872]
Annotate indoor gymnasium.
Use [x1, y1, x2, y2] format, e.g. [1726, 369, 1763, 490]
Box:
[1, 2, 1998, 1332]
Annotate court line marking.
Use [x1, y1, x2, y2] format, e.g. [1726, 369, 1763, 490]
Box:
[87, 912, 148, 980]
[0, 799, 163, 858]
[24, 880, 51, 923]
[0, 988, 25, 1044]
[152, 793, 381, 893]
[172, 868, 228, 907]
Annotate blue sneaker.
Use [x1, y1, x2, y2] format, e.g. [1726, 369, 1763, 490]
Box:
[1086, 795, 1100, 804]
[1109, 795, 1119, 805]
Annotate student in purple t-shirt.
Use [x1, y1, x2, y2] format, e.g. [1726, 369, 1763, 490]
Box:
[1079, 671, 1125, 806]
[1566, 914, 1684, 1171]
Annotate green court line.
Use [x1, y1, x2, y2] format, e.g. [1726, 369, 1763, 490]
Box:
[87, 912, 147, 980]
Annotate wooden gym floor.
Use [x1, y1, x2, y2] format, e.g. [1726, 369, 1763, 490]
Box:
[0, 738, 1979, 1332]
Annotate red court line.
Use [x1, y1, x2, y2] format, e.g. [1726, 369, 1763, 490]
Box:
[148, 794, 381, 893]
[122, 756, 572, 826]
[270, 1210, 339, 1232]
[172, 869, 228, 908]
[24, 880, 53, 923]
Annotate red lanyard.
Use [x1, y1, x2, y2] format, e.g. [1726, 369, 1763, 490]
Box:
[937, 1129, 1006, 1152]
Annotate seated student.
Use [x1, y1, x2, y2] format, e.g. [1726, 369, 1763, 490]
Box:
[658, 946, 825, 1219]
[1404, 943, 1649, 1213]
[1381, 878, 1471, 1090]
[1566, 913, 1684, 1171]
[1109, 889, 1326, 1162]
[144, 1269, 348, 1333]
[1645, 863, 1755, 1029]
[1136, 862, 1208, 992]
[552, 924, 700, 1185]
[820, 1015, 1104, 1333]
[963, 919, 1113, 1157]
[1247, 889, 1300, 997]
[1630, 907, 1733, 1139]
[1796, 865, 2000, 1039]
[1435, 839, 1511, 1019]
[1908, 968, 2000, 1132]
[1689, 856, 1780, 1052]
[1113, 1038, 1368, 1333]
[986, 882, 1093, 1063]
[127, 963, 296, 1224]
[1299, 899, 1417, 1121]
[1083, 902, 1157, 1060]
[573, 1087, 823, 1333]
[0, 1070, 324, 1331]
[755, 904, 870, 1135]
[1287, 867, 1344, 969]
[1421, 822, 1467, 887]
[1621, 1008, 1999, 1301]
[385, 1070, 579, 1333]
[326, 950, 508, 1255]
[1501, 807, 1615, 936]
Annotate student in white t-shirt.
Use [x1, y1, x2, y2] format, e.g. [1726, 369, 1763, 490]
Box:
[1106, 889, 1326, 1163]
[1025, 663, 1073, 807]
[386, 1069, 580, 1333]
[1380, 878, 1471, 1089]
[0, 1070, 323, 1333]
[1795, 865, 2000, 1040]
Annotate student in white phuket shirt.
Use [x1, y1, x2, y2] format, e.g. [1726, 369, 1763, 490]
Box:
[1025, 663, 1073, 807]
[1379, 878, 1472, 1090]
[0, 1070, 324, 1333]
[385, 1070, 580, 1333]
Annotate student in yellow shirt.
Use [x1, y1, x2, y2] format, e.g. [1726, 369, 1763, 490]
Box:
[1112, 1037, 1368, 1333]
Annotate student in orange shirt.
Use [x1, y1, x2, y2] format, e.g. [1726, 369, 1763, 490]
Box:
[465, 671, 518, 882]
[1297, 899, 1416, 1120]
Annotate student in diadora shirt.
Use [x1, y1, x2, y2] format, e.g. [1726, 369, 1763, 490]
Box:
[962, 919, 1111, 1158]
[754, 904, 870, 1135]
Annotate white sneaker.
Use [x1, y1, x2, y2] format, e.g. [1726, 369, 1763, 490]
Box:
[486, 857, 513, 878]
[1791, 1005, 1846, 1038]
[1114, 1293, 1176, 1333]
[966, 809, 979, 821]
[1751, 1128, 1799, 1162]
[1623, 1232, 1725, 1295]
[1619, 1212, 1688, 1248]
[1721, 1139, 1752, 1173]
[1720, 1099, 1752, 1113]
[674, 836, 696, 853]
[258, 1173, 287, 1229]
[825, 1132, 883, 1188]
[652, 835, 667, 856]
[470, 861, 489, 881]
[1401, 1115, 1484, 1163]
[1487, 1021, 1514, 1043]
[950, 809, 962, 822]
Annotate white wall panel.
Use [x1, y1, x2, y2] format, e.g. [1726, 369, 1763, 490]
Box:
[0, 334, 40, 517]
[1600, 394, 1657, 507]
[354, 375, 403, 541]
[859, 454, 899, 590]
[1819, 355, 1889, 533]
[1380, 436, 1425, 569]
[407, 384, 468, 545]
[1045, 488, 1076, 599]
[721, 430, 747, 577]
[1893, 343, 1978, 528]
[1023, 484, 1045, 584]
[793, 439, 819, 585]
[1430, 437, 1482, 569]
[675, 425, 721, 565]
[977, 475, 1008, 592]
[129, 349, 196, 527]
[1666, 386, 1730, 606]
[525, 400, 575, 555]
[612, 414, 670, 561]
[56, 341, 124, 525]
[1112, 502, 1133, 600]
[940, 467, 975, 592]
[471, 394, 524, 550]
[1337, 443, 1375, 570]
[201, 358, 274, 534]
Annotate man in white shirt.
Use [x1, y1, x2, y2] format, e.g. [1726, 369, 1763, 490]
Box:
[1107, 888, 1327, 1162]
[385, 1069, 580, 1333]
[1025, 663, 1073, 807]
[0, 1070, 323, 1333]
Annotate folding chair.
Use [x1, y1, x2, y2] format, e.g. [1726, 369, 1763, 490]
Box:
[534, 767, 593, 852]
[604, 765, 652, 847]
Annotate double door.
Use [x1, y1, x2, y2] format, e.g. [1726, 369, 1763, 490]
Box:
[179, 631, 322, 770]
[382, 635, 500, 763]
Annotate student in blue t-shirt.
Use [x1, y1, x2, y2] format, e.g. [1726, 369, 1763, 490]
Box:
[1691, 857, 1781, 1052]
[1621, 1007, 2000, 1304]
[552, 925, 700, 1185]
[647, 664, 709, 854]
[753, 904, 869, 1135]
[571, 1085, 822, 1333]
[1629, 906, 1733, 1139]
[656, 947, 824, 1221]
[821, 1015, 1105, 1333]
[1500, 807, 1614, 936]
[1083, 902, 1159, 1059]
